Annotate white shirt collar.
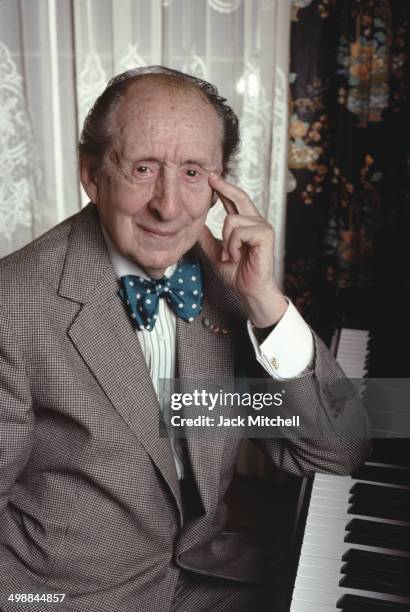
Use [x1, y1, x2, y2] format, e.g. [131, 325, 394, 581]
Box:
[101, 225, 177, 280]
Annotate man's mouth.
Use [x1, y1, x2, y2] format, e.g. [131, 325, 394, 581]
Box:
[139, 225, 180, 237]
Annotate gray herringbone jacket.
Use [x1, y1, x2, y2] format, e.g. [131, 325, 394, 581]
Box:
[0, 204, 369, 612]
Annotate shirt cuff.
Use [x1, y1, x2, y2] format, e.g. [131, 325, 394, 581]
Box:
[247, 299, 314, 378]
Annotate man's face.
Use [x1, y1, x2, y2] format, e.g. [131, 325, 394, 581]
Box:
[81, 80, 224, 278]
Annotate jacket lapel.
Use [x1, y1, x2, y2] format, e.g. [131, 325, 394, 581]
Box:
[59, 205, 182, 518]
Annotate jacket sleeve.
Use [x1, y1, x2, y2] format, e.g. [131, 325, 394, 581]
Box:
[0, 307, 73, 612]
[254, 331, 372, 476]
[0, 306, 34, 513]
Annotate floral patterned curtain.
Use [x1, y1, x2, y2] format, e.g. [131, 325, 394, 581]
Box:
[285, 0, 410, 342]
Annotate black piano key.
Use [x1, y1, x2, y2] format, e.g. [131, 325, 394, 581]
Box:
[344, 534, 410, 552]
[345, 518, 410, 552]
[342, 549, 410, 574]
[348, 499, 409, 516]
[341, 561, 407, 582]
[348, 494, 409, 516]
[348, 494, 408, 512]
[337, 593, 410, 611]
[344, 538, 410, 560]
[349, 493, 409, 507]
[348, 489, 410, 514]
[339, 573, 409, 597]
[340, 563, 409, 595]
[350, 483, 410, 505]
[347, 501, 408, 522]
[352, 464, 410, 487]
[348, 500, 409, 521]
[370, 440, 410, 468]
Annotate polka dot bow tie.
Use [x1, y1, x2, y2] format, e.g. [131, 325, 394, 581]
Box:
[118, 261, 203, 331]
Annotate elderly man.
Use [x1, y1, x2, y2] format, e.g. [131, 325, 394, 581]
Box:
[0, 67, 369, 612]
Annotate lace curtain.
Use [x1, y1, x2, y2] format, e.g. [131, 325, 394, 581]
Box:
[0, 0, 291, 284]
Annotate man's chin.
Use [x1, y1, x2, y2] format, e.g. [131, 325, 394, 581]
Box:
[128, 252, 182, 278]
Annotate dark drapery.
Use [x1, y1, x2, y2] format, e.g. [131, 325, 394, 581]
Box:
[285, 0, 410, 343]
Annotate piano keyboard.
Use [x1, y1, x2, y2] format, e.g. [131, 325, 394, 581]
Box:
[289, 329, 410, 611]
[333, 328, 370, 379]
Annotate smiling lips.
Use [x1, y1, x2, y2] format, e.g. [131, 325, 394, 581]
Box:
[139, 225, 180, 237]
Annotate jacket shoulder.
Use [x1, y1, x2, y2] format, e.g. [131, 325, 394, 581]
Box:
[0, 210, 80, 300]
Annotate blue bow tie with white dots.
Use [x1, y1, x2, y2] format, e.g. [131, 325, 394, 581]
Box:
[118, 260, 203, 331]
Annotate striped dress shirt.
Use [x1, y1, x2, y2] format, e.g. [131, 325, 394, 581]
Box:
[102, 227, 314, 478]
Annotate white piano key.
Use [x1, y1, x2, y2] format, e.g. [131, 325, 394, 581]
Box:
[309, 497, 350, 511]
[311, 483, 352, 494]
[338, 334, 368, 343]
[338, 358, 368, 365]
[308, 500, 351, 516]
[310, 486, 351, 498]
[337, 350, 368, 359]
[311, 481, 351, 491]
[339, 343, 370, 351]
[338, 350, 368, 357]
[311, 503, 410, 522]
[337, 339, 368, 348]
[341, 369, 367, 378]
[291, 586, 346, 607]
[296, 562, 341, 582]
[313, 474, 353, 485]
[313, 474, 410, 491]
[337, 347, 368, 354]
[304, 523, 346, 542]
[339, 328, 369, 339]
[306, 511, 405, 529]
[292, 581, 410, 607]
[339, 363, 367, 372]
[303, 533, 347, 550]
[305, 514, 349, 529]
[338, 332, 369, 346]
[338, 356, 368, 365]
[310, 489, 352, 501]
[297, 553, 342, 571]
[291, 601, 340, 612]
[310, 486, 351, 499]
[300, 538, 410, 559]
[314, 475, 352, 484]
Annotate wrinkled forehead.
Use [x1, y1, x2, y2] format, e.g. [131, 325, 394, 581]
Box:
[110, 80, 223, 150]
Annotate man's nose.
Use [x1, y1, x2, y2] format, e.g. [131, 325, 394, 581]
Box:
[149, 173, 182, 221]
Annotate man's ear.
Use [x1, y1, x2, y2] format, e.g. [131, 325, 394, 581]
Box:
[80, 156, 99, 204]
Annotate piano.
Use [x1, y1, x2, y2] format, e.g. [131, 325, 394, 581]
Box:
[286, 328, 410, 611]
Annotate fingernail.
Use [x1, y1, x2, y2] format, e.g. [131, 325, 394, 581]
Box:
[221, 249, 229, 262]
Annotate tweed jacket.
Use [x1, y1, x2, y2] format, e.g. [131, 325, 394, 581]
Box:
[0, 204, 369, 612]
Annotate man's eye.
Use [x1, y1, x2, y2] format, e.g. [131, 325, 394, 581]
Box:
[136, 166, 150, 173]
[186, 169, 199, 177]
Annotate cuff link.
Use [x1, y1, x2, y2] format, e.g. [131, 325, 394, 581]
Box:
[270, 357, 280, 370]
